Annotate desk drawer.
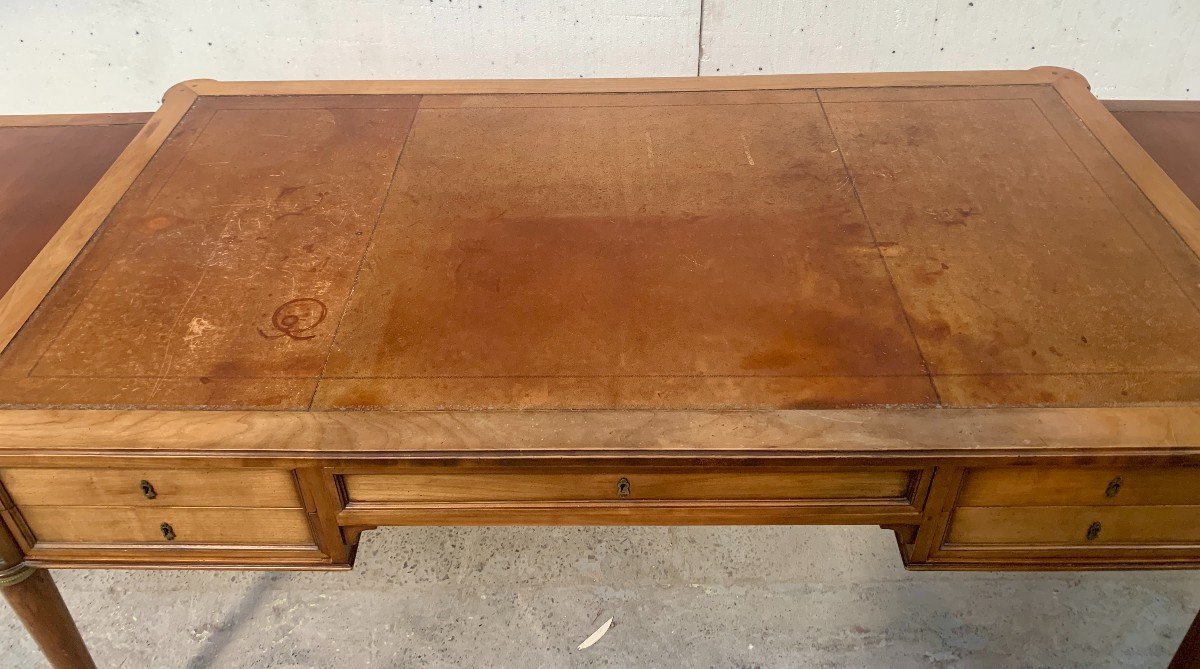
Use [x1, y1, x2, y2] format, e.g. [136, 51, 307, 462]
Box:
[955, 466, 1200, 507]
[19, 506, 314, 546]
[945, 506, 1200, 547]
[343, 469, 920, 505]
[0, 468, 302, 508]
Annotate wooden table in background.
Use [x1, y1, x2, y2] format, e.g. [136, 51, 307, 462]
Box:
[1, 70, 1199, 668]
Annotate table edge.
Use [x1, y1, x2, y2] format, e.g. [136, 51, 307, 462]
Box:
[1103, 100, 1200, 113]
[0, 112, 153, 128]
[179, 68, 1063, 96]
[0, 407, 1196, 459]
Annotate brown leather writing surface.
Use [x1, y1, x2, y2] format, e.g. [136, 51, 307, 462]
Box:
[821, 87, 1200, 406]
[0, 119, 145, 297]
[318, 91, 932, 409]
[1107, 102, 1200, 208]
[2, 72, 1199, 411]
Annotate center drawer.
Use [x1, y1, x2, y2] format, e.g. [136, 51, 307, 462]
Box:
[343, 468, 921, 504]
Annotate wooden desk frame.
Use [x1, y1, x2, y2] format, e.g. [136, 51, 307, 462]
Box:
[1, 68, 1199, 668]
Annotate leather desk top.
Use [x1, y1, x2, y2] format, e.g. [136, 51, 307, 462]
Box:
[4, 68, 1200, 414]
[1, 69, 1199, 458]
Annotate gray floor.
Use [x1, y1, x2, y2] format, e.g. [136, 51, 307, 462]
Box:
[2, 526, 1198, 668]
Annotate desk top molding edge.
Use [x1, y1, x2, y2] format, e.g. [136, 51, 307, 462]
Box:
[0, 407, 1196, 463]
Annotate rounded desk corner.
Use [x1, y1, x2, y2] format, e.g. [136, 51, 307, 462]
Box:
[1029, 66, 1092, 90]
[162, 78, 217, 101]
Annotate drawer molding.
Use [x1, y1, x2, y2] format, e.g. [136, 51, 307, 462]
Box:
[22, 544, 342, 570]
[338, 503, 925, 527]
[335, 467, 933, 527]
[342, 469, 925, 504]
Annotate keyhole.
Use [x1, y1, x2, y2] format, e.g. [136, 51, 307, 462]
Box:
[617, 478, 631, 497]
[1104, 477, 1122, 498]
[140, 480, 157, 499]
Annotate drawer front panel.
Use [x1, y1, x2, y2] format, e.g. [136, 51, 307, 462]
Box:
[0, 468, 302, 508]
[344, 469, 919, 505]
[20, 507, 314, 546]
[945, 506, 1200, 547]
[956, 466, 1200, 507]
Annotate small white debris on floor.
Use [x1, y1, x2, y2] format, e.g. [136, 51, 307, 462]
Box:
[577, 617, 613, 651]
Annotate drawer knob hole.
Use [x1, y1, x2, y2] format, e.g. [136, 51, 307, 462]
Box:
[1085, 521, 1101, 541]
[160, 522, 175, 541]
[1104, 477, 1122, 498]
[140, 480, 157, 499]
[617, 477, 631, 498]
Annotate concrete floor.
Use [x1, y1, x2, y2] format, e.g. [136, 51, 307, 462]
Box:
[2, 526, 1198, 668]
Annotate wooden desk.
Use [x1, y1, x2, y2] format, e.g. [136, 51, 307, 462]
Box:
[2, 70, 1199, 668]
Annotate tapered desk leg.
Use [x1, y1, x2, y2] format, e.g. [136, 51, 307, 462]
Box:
[1, 565, 96, 669]
[1170, 610, 1200, 669]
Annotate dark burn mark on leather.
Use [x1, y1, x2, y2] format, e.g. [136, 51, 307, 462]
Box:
[258, 298, 328, 340]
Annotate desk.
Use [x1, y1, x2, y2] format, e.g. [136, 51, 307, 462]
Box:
[1, 69, 1199, 668]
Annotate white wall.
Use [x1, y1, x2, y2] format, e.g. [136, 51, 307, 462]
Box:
[0, 0, 1196, 114]
[699, 0, 1200, 99]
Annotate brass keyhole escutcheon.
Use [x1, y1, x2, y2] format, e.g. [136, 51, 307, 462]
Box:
[140, 480, 157, 499]
[617, 477, 631, 498]
[1104, 477, 1122, 498]
[160, 522, 176, 541]
[1085, 521, 1102, 541]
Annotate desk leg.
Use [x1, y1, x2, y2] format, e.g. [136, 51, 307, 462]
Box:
[1171, 610, 1200, 669]
[1, 565, 96, 669]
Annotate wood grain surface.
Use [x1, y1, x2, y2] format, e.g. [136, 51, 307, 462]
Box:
[18, 506, 313, 545]
[342, 468, 917, 503]
[0, 407, 1195, 460]
[955, 466, 1200, 507]
[945, 505, 1200, 546]
[0, 467, 302, 508]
